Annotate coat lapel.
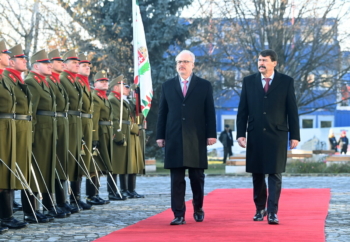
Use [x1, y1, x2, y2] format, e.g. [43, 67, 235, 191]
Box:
[267, 70, 282, 94]
[173, 76, 183, 100]
[254, 73, 263, 94]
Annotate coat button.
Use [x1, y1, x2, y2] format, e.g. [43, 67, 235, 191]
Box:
[182, 118, 185, 121]
[263, 128, 266, 131]
[263, 112, 266, 114]
[264, 96, 267, 98]
[183, 104, 185, 106]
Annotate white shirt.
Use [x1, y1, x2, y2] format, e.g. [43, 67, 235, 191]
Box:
[179, 74, 193, 92]
[123, 95, 129, 103]
[261, 72, 275, 88]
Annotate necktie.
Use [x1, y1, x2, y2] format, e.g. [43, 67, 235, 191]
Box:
[182, 80, 188, 97]
[263, 78, 271, 93]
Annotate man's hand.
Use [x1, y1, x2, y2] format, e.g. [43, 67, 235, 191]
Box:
[290, 139, 299, 149]
[156, 139, 165, 148]
[207, 138, 217, 146]
[237, 137, 246, 148]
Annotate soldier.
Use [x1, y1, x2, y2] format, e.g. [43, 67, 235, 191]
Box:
[25, 49, 67, 221]
[47, 49, 79, 215]
[59, 50, 90, 210]
[0, 40, 27, 233]
[88, 70, 113, 204]
[75, 54, 102, 206]
[108, 79, 144, 199]
[2, 44, 33, 226]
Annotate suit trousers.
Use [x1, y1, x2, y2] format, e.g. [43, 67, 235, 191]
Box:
[223, 146, 233, 163]
[252, 173, 282, 214]
[170, 168, 205, 217]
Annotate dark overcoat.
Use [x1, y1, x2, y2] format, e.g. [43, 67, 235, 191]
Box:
[60, 71, 83, 181]
[26, 72, 57, 193]
[47, 75, 69, 180]
[156, 74, 217, 169]
[236, 70, 300, 174]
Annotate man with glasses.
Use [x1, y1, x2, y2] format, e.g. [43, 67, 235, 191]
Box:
[156, 50, 217, 225]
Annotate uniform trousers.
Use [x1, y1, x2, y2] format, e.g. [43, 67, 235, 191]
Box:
[170, 168, 205, 218]
[252, 173, 282, 214]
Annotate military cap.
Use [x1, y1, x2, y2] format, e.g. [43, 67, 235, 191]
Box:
[8, 44, 27, 58]
[0, 39, 11, 54]
[48, 49, 64, 61]
[63, 50, 80, 61]
[78, 53, 91, 64]
[31, 49, 50, 64]
[109, 75, 128, 89]
[94, 70, 109, 82]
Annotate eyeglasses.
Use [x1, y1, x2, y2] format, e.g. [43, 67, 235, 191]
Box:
[176, 60, 192, 64]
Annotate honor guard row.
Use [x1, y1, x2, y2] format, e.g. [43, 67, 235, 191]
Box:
[0, 39, 145, 234]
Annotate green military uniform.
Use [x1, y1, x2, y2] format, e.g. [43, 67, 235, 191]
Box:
[75, 54, 93, 177]
[2, 45, 32, 189]
[47, 50, 69, 182]
[86, 71, 114, 205]
[25, 50, 57, 195]
[59, 50, 83, 182]
[0, 42, 28, 230]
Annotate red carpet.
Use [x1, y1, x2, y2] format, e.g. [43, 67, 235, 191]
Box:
[95, 189, 330, 242]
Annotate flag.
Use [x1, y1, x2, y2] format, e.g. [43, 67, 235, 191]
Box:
[132, 0, 153, 118]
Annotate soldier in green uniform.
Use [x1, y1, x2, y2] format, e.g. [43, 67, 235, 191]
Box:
[2, 44, 34, 226]
[59, 50, 90, 210]
[75, 54, 98, 206]
[47, 49, 78, 215]
[87, 70, 113, 204]
[109, 79, 144, 199]
[25, 49, 67, 221]
[0, 40, 27, 232]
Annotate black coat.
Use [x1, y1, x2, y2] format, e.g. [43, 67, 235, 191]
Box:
[219, 130, 233, 147]
[236, 70, 300, 174]
[156, 74, 217, 169]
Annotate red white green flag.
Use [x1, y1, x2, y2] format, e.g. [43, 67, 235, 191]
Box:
[132, 0, 153, 118]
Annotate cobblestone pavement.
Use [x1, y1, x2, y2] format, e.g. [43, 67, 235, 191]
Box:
[1, 174, 349, 241]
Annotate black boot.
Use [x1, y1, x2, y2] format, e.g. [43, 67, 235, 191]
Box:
[22, 191, 50, 223]
[56, 180, 72, 216]
[119, 174, 131, 198]
[86, 176, 104, 205]
[127, 174, 145, 198]
[71, 177, 92, 210]
[43, 193, 67, 219]
[108, 174, 127, 201]
[94, 175, 109, 205]
[0, 190, 28, 229]
[13, 192, 22, 213]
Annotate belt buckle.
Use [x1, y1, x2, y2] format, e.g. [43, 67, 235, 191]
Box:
[79, 112, 82, 118]
[29, 115, 33, 121]
[54, 112, 57, 118]
[65, 112, 68, 118]
[110, 121, 113, 126]
[13, 113, 16, 120]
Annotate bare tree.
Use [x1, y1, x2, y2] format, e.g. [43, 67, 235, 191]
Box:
[185, 0, 350, 115]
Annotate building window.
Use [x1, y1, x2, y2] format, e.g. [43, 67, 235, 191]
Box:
[318, 115, 334, 128]
[302, 119, 314, 128]
[221, 115, 236, 131]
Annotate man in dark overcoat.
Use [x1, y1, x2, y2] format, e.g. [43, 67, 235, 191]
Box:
[156, 50, 217, 225]
[236, 49, 300, 224]
[218, 124, 234, 163]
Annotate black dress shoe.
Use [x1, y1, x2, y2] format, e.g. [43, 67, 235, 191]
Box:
[268, 213, 279, 224]
[253, 209, 267, 221]
[127, 190, 145, 198]
[96, 195, 110, 204]
[0, 227, 8, 234]
[170, 217, 186, 225]
[44, 207, 67, 219]
[193, 208, 205, 222]
[72, 200, 92, 210]
[86, 196, 105, 205]
[108, 192, 127, 201]
[1, 216, 28, 229]
[64, 202, 80, 214]
[24, 211, 51, 223]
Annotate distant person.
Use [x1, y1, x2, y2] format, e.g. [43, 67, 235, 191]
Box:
[219, 124, 234, 163]
[328, 129, 338, 152]
[338, 131, 348, 155]
[156, 50, 217, 225]
[236, 49, 300, 225]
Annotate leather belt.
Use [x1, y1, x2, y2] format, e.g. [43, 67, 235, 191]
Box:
[37, 110, 57, 117]
[68, 110, 82, 117]
[56, 112, 68, 118]
[122, 120, 131, 125]
[99, 121, 113, 126]
[0, 113, 33, 121]
[81, 113, 93, 119]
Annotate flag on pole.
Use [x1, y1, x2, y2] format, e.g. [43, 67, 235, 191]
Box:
[132, 0, 153, 118]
